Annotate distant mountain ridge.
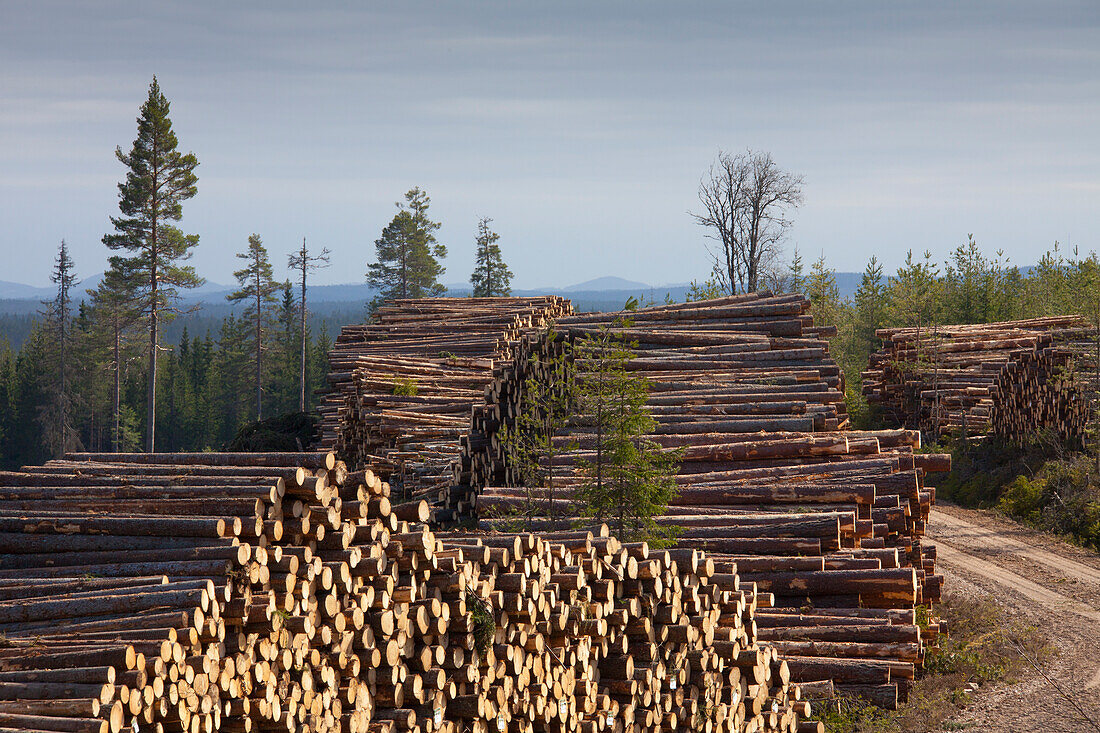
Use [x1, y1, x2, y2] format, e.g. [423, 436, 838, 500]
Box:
[0, 272, 869, 306]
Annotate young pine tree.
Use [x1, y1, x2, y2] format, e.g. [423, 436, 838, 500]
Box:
[806, 254, 841, 328]
[367, 187, 446, 309]
[227, 234, 279, 422]
[575, 312, 680, 541]
[103, 76, 202, 451]
[288, 238, 330, 411]
[853, 256, 888, 356]
[469, 217, 513, 297]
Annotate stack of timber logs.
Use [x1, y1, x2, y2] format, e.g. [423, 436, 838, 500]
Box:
[318, 298, 571, 518]
[0, 451, 820, 733]
[862, 316, 1090, 444]
[469, 295, 948, 709]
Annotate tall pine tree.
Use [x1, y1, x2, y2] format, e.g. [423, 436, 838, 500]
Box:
[227, 234, 279, 421]
[103, 76, 202, 451]
[367, 187, 446, 309]
[469, 217, 513, 297]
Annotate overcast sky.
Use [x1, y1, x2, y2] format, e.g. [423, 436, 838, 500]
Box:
[2, 1, 1098, 289]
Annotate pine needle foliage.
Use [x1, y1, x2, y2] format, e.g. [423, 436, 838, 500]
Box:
[469, 217, 513, 297]
[575, 304, 680, 542]
[367, 187, 446, 309]
[102, 76, 202, 451]
[227, 234, 280, 421]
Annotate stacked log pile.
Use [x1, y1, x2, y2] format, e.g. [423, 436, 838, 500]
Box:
[317, 297, 571, 517]
[468, 295, 947, 709]
[862, 316, 1089, 444]
[0, 451, 819, 733]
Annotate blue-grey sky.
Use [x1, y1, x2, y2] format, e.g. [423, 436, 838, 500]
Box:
[2, 1, 1098, 289]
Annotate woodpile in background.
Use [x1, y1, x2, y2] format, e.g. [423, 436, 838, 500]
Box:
[0, 451, 820, 733]
[862, 316, 1091, 445]
[470, 294, 947, 709]
[317, 297, 571, 519]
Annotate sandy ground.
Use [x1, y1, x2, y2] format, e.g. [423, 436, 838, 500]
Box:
[928, 504, 1100, 732]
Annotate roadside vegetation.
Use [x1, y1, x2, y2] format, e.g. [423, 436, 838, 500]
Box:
[813, 593, 1048, 733]
[941, 434, 1100, 552]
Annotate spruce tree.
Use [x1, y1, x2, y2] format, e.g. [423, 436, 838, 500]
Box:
[103, 76, 202, 451]
[853, 256, 887, 355]
[288, 238, 330, 411]
[38, 240, 80, 455]
[269, 281, 300, 415]
[227, 234, 279, 421]
[367, 187, 446, 309]
[469, 217, 513, 297]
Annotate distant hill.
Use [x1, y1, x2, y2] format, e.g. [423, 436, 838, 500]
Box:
[562, 276, 652, 292]
[0, 281, 53, 300]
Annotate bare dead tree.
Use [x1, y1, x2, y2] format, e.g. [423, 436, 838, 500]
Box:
[692, 150, 804, 294]
[288, 237, 331, 412]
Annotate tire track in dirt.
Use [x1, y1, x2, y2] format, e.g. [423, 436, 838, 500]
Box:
[929, 505, 1100, 732]
[934, 540, 1100, 622]
[934, 508, 1100, 587]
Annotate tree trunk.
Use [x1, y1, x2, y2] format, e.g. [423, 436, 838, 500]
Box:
[300, 252, 307, 412]
[113, 320, 120, 453]
[147, 263, 157, 454]
[255, 270, 262, 422]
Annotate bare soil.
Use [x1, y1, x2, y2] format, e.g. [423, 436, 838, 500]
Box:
[929, 504, 1100, 732]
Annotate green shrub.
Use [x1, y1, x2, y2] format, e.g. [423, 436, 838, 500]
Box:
[391, 378, 418, 396]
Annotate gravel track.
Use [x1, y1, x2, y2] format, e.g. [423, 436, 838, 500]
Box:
[929, 504, 1100, 732]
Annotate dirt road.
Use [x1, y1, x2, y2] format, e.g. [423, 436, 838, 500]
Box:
[930, 504, 1100, 732]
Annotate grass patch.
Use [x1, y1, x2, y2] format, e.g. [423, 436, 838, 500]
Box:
[812, 593, 1048, 732]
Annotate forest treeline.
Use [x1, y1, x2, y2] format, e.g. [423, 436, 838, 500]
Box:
[794, 238, 1098, 424]
[0, 283, 333, 469]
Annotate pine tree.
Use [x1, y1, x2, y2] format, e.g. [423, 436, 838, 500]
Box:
[367, 187, 446, 309]
[853, 255, 887, 353]
[469, 217, 513, 297]
[227, 234, 279, 421]
[889, 250, 941, 333]
[288, 238, 330, 411]
[806, 254, 841, 327]
[103, 76, 202, 451]
[38, 240, 80, 455]
[575, 311, 680, 541]
[788, 247, 806, 294]
[685, 277, 726, 302]
[87, 260, 144, 451]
